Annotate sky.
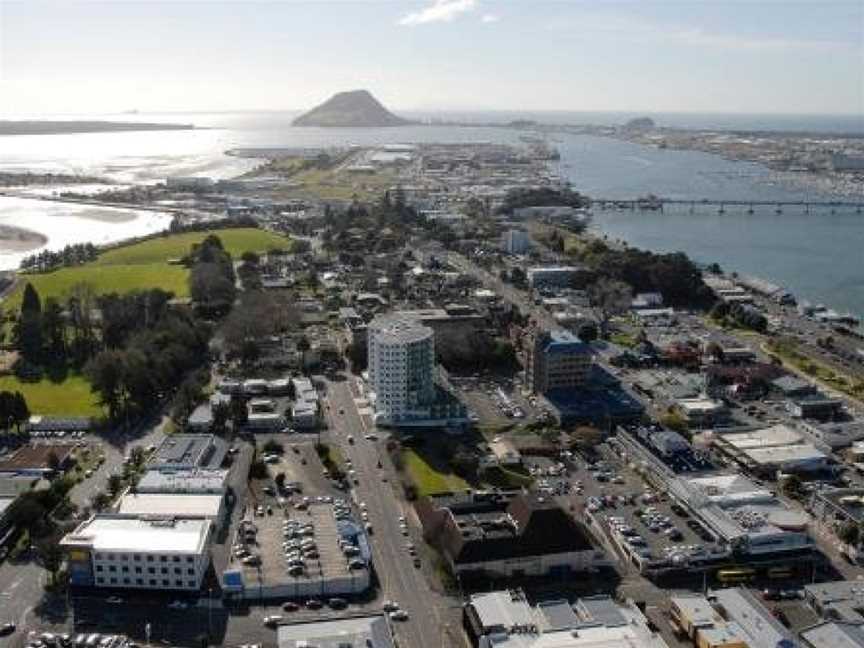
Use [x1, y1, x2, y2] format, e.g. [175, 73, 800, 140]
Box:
[0, 0, 862, 116]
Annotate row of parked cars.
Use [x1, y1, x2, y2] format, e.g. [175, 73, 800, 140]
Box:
[23, 632, 133, 648]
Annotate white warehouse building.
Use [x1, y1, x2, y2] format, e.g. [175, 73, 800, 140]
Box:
[367, 316, 436, 426]
[61, 515, 213, 591]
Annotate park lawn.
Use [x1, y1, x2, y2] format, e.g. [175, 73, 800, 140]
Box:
[5, 228, 293, 310]
[7, 263, 190, 311]
[92, 228, 293, 266]
[402, 448, 469, 497]
[0, 373, 103, 417]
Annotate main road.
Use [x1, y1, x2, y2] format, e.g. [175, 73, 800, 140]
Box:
[320, 374, 464, 648]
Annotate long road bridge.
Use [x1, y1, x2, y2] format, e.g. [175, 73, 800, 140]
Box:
[591, 197, 864, 214]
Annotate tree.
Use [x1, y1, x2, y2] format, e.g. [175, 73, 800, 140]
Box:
[660, 410, 689, 434]
[107, 474, 123, 496]
[571, 426, 603, 451]
[589, 278, 632, 338]
[230, 394, 248, 430]
[35, 537, 64, 585]
[296, 337, 311, 373]
[212, 400, 230, 434]
[85, 350, 126, 420]
[46, 451, 61, 473]
[705, 342, 725, 363]
[838, 520, 861, 547]
[42, 297, 66, 358]
[16, 283, 43, 362]
[577, 322, 598, 343]
[781, 474, 804, 499]
[451, 447, 479, 479]
[189, 263, 236, 310]
[8, 493, 47, 536]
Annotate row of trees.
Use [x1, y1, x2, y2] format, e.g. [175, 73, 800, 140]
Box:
[13, 283, 176, 373]
[19, 242, 98, 272]
[710, 301, 768, 333]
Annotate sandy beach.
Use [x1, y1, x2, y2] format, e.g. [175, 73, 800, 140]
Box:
[0, 223, 49, 252]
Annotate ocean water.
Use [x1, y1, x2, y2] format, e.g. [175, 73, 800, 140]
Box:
[0, 111, 862, 319]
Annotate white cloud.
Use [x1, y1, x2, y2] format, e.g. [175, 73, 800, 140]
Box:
[481, 14, 499, 24]
[399, 0, 477, 26]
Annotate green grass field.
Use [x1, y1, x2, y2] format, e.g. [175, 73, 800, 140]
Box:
[93, 228, 292, 266]
[0, 373, 103, 416]
[402, 448, 469, 497]
[4, 228, 292, 310]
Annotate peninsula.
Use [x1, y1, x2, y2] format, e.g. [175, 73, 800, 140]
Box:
[0, 120, 195, 136]
[292, 89, 412, 127]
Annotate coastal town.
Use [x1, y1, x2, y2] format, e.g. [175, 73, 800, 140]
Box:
[1, 92, 864, 648]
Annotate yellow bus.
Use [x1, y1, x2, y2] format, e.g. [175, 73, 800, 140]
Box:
[717, 568, 756, 584]
[767, 566, 793, 580]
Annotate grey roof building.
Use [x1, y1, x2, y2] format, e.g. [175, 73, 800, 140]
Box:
[276, 615, 394, 648]
[801, 621, 864, 648]
[149, 434, 227, 471]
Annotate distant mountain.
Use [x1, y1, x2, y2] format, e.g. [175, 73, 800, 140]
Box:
[292, 90, 411, 127]
[622, 117, 656, 132]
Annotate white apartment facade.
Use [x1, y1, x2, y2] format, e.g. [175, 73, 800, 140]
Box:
[367, 316, 436, 425]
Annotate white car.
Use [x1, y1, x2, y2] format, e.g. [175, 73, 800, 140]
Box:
[263, 615, 283, 627]
[383, 600, 400, 612]
[167, 600, 188, 610]
[389, 610, 409, 621]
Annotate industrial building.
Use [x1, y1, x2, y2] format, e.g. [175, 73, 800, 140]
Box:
[61, 514, 213, 590]
[416, 492, 608, 582]
[464, 589, 670, 648]
[804, 580, 864, 621]
[713, 425, 830, 475]
[526, 329, 593, 395]
[675, 473, 812, 556]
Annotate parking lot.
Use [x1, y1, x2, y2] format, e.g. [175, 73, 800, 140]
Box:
[446, 372, 546, 426]
[548, 444, 721, 572]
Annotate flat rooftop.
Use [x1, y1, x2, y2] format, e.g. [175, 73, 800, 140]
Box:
[62, 515, 211, 554]
[742, 443, 827, 466]
[718, 424, 802, 450]
[137, 469, 229, 493]
[117, 493, 223, 519]
[675, 474, 810, 543]
[276, 615, 394, 648]
[149, 434, 227, 470]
